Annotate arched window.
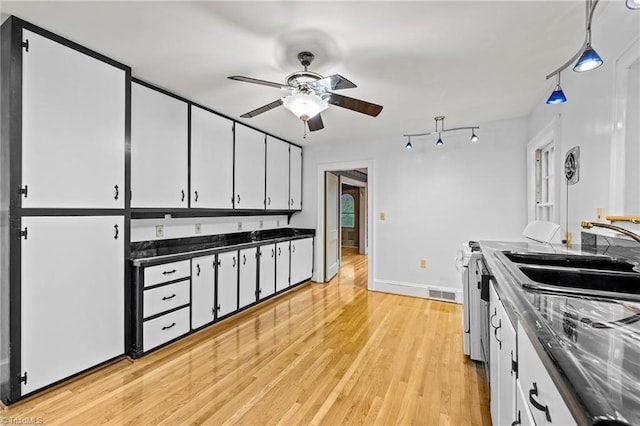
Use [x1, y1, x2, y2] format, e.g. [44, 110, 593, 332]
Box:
[341, 193, 355, 228]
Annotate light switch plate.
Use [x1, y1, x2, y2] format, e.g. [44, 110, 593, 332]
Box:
[195, 223, 202, 234]
[155, 225, 164, 238]
[380, 212, 386, 221]
[420, 259, 427, 268]
[597, 207, 605, 222]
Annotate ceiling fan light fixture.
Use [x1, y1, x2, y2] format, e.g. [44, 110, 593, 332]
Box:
[282, 91, 329, 121]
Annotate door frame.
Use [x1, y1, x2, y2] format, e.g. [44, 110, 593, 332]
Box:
[315, 160, 374, 289]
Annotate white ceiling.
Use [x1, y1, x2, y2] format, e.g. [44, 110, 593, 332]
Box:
[0, 1, 589, 146]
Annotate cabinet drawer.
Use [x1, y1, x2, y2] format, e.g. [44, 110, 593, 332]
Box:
[143, 307, 190, 352]
[143, 280, 190, 319]
[144, 260, 190, 287]
[517, 322, 576, 426]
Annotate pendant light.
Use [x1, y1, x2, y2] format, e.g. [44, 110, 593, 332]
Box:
[546, 73, 567, 104]
[403, 116, 479, 148]
[405, 136, 413, 149]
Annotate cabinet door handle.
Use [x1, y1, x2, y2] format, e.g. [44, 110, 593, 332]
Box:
[292, 244, 296, 253]
[493, 319, 502, 349]
[194, 190, 199, 203]
[196, 264, 201, 277]
[290, 198, 294, 207]
[490, 309, 498, 328]
[243, 254, 246, 265]
[237, 194, 241, 205]
[114, 224, 119, 240]
[216, 304, 221, 311]
[529, 383, 552, 422]
[162, 294, 176, 301]
[272, 248, 275, 258]
[181, 190, 185, 202]
[278, 247, 281, 256]
[114, 185, 119, 200]
[162, 269, 177, 275]
[267, 196, 271, 206]
[511, 411, 521, 426]
[232, 256, 236, 268]
[162, 322, 176, 330]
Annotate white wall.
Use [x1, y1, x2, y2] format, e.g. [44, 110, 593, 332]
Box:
[291, 117, 528, 297]
[527, 2, 640, 240]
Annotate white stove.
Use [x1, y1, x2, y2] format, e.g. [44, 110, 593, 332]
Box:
[459, 241, 484, 362]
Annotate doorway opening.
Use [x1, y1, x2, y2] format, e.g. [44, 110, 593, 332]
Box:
[320, 165, 371, 289]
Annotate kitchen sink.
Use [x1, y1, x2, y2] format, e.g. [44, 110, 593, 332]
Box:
[519, 265, 640, 296]
[502, 251, 638, 272]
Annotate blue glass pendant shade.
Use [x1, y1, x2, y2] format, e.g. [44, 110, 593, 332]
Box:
[546, 86, 567, 104]
[573, 45, 603, 72]
[436, 137, 444, 146]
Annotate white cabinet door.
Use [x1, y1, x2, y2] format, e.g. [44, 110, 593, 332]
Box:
[265, 137, 290, 210]
[517, 322, 576, 426]
[238, 247, 258, 309]
[498, 296, 517, 426]
[190, 106, 234, 209]
[275, 241, 290, 292]
[217, 251, 238, 318]
[259, 244, 276, 299]
[289, 145, 302, 210]
[489, 283, 501, 425]
[234, 124, 265, 210]
[516, 380, 537, 426]
[131, 82, 188, 208]
[291, 238, 313, 285]
[20, 216, 124, 395]
[191, 254, 216, 329]
[21, 30, 125, 209]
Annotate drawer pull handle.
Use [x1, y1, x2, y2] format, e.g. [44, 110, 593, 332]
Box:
[162, 269, 177, 275]
[162, 322, 176, 331]
[162, 294, 176, 301]
[529, 382, 552, 422]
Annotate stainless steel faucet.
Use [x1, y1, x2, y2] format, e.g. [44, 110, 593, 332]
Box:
[581, 221, 640, 244]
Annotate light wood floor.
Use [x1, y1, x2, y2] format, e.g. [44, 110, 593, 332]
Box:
[2, 250, 490, 425]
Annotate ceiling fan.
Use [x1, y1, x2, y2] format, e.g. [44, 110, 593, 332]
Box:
[228, 51, 383, 132]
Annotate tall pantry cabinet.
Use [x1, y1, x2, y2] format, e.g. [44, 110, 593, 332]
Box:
[0, 18, 130, 404]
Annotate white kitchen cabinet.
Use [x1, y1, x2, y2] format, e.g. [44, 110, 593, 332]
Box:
[259, 244, 276, 299]
[266, 136, 290, 210]
[275, 241, 291, 292]
[516, 380, 536, 426]
[21, 30, 125, 209]
[131, 82, 188, 208]
[190, 106, 234, 209]
[20, 216, 124, 395]
[290, 238, 313, 285]
[191, 254, 216, 329]
[217, 251, 238, 318]
[489, 282, 517, 426]
[234, 124, 266, 210]
[238, 247, 258, 309]
[289, 145, 302, 210]
[517, 322, 576, 426]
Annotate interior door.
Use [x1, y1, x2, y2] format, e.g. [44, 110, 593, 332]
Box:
[20, 216, 124, 395]
[325, 172, 340, 281]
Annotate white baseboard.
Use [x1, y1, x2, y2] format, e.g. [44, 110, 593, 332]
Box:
[374, 279, 461, 303]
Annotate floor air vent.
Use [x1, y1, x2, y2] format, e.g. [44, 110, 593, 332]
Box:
[428, 289, 457, 302]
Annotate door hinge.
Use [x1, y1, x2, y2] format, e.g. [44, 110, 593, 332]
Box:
[18, 227, 28, 240]
[19, 371, 27, 385]
[21, 39, 29, 52]
[18, 185, 28, 198]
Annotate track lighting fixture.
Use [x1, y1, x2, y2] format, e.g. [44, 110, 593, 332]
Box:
[403, 116, 479, 148]
[405, 137, 413, 149]
[545, 0, 606, 104]
[546, 73, 567, 104]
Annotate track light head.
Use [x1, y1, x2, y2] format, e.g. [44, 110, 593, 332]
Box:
[405, 140, 413, 149]
[436, 133, 444, 146]
[574, 44, 603, 72]
[470, 130, 479, 143]
[546, 85, 567, 104]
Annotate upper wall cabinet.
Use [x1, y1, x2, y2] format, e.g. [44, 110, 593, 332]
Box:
[131, 82, 188, 208]
[21, 30, 126, 209]
[266, 136, 290, 210]
[234, 124, 266, 210]
[190, 106, 234, 209]
[289, 145, 302, 210]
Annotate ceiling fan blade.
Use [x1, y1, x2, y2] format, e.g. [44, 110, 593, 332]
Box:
[308, 74, 357, 92]
[240, 99, 283, 118]
[228, 76, 293, 90]
[307, 114, 324, 131]
[327, 93, 383, 117]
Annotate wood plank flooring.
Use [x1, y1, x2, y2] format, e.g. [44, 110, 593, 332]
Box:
[1, 250, 490, 425]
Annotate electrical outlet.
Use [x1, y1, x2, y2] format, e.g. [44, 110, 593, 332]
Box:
[420, 259, 427, 268]
[259, 220, 264, 229]
[195, 223, 202, 234]
[237, 222, 243, 231]
[597, 207, 605, 222]
[155, 225, 164, 238]
[380, 212, 386, 221]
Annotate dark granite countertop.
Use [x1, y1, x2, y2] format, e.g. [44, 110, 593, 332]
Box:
[130, 228, 315, 267]
[480, 239, 640, 426]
